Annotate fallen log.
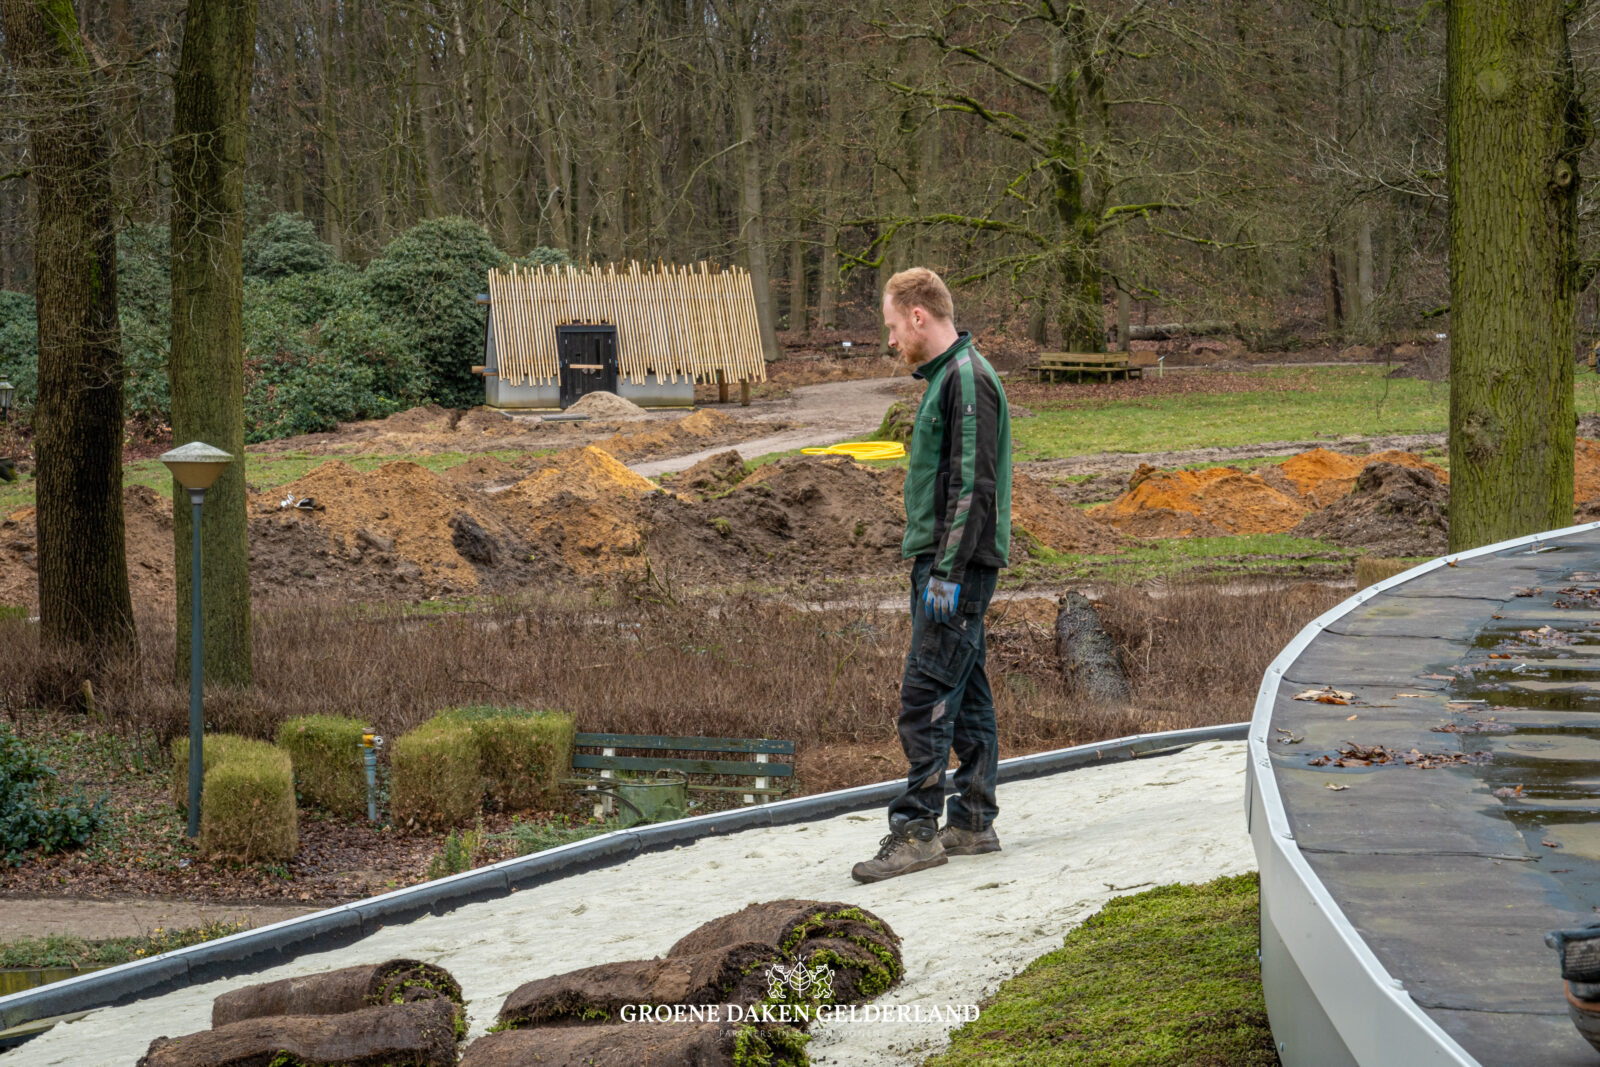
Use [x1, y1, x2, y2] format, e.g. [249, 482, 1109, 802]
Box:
[460, 1019, 809, 1067]
[1127, 320, 1233, 341]
[495, 941, 782, 1028]
[1055, 592, 1131, 704]
[139, 999, 458, 1067]
[211, 958, 463, 1027]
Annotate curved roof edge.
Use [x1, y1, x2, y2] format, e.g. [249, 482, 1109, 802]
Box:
[1249, 519, 1600, 1066]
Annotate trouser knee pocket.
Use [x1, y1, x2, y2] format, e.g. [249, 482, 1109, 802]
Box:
[915, 611, 979, 687]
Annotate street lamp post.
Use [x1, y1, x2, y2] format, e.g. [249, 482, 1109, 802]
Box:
[160, 441, 234, 838]
[0, 381, 13, 484]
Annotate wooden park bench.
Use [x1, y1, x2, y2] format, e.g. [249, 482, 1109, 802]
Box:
[1035, 351, 1143, 384]
[568, 732, 795, 820]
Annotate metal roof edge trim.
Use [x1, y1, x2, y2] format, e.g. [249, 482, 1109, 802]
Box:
[1248, 519, 1600, 1065]
[0, 721, 1250, 1031]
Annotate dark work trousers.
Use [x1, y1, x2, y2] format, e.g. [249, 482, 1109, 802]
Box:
[887, 554, 1001, 836]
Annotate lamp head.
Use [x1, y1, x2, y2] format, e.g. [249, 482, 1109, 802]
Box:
[160, 440, 234, 491]
[0, 380, 13, 412]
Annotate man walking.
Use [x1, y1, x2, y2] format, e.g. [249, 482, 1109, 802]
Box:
[853, 267, 1012, 884]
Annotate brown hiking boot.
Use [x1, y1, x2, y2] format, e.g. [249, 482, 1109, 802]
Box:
[850, 829, 947, 884]
[937, 824, 1001, 856]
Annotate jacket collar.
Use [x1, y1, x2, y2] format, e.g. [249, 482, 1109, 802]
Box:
[912, 331, 971, 380]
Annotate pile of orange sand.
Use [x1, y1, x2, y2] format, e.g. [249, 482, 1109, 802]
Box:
[1577, 439, 1600, 504]
[1090, 447, 1460, 539]
[1088, 465, 1308, 537]
[1279, 447, 1448, 507]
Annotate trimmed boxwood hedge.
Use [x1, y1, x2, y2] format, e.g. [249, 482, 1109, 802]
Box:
[438, 706, 575, 811]
[390, 719, 482, 829]
[277, 714, 368, 818]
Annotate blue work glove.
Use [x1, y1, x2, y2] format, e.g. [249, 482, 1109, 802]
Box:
[924, 578, 961, 623]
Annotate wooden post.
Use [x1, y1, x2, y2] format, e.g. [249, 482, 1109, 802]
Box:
[717, 368, 728, 403]
[740, 379, 751, 407]
[745, 752, 769, 806]
[595, 746, 616, 820]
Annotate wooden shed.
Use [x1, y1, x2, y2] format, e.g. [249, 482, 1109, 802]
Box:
[478, 261, 768, 409]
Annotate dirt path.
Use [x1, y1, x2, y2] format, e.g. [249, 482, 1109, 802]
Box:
[1020, 431, 1446, 479]
[0, 897, 318, 943]
[629, 377, 907, 477]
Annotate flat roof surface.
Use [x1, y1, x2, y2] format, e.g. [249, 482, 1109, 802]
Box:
[1268, 531, 1600, 1064]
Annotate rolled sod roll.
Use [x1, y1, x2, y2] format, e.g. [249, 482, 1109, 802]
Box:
[211, 958, 463, 1027]
[666, 899, 903, 1003]
[495, 941, 782, 1028]
[139, 999, 458, 1067]
[460, 1019, 809, 1067]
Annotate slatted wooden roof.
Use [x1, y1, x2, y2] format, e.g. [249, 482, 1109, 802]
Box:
[486, 261, 769, 386]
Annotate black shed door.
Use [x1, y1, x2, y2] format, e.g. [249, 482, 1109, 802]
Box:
[556, 324, 620, 409]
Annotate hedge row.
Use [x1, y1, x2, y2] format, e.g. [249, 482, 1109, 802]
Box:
[391, 707, 574, 829]
[170, 706, 573, 847]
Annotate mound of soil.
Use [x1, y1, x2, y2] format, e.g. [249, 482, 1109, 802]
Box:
[1279, 448, 1447, 507]
[1011, 473, 1127, 554]
[371, 404, 462, 434]
[494, 447, 663, 577]
[441, 455, 531, 490]
[595, 409, 746, 461]
[0, 485, 175, 612]
[1576, 438, 1600, 504]
[1291, 462, 1448, 556]
[661, 449, 748, 500]
[567, 390, 650, 419]
[253, 460, 529, 595]
[638, 455, 906, 581]
[1089, 464, 1306, 537]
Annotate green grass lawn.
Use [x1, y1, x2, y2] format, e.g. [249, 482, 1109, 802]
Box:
[1012, 366, 1457, 459]
[0, 448, 550, 515]
[0, 921, 247, 971]
[1009, 532, 1359, 586]
[926, 873, 1275, 1067]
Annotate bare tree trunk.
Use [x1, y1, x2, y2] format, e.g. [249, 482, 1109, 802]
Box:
[170, 0, 256, 686]
[814, 54, 841, 330]
[1446, 0, 1581, 549]
[451, 0, 489, 223]
[2, 0, 136, 661]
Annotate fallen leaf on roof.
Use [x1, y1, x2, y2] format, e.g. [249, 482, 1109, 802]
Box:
[1346, 714, 1358, 721]
[1492, 784, 1525, 798]
[1544, 839, 1562, 849]
[1419, 673, 1454, 681]
[1274, 728, 1304, 745]
[1395, 692, 1428, 699]
[1325, 782, 1349, 791]
[1294, 686, 1355, 705]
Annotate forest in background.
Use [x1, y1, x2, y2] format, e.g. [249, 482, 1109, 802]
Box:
[4, 0, 1563, 366]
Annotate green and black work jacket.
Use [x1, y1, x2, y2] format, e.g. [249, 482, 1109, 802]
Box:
[902, 332, 1012, 583]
